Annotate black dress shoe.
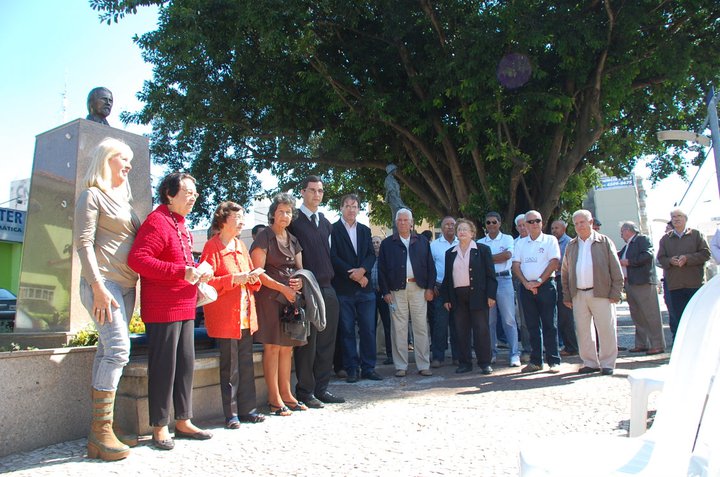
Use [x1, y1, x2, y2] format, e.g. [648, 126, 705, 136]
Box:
[455, 364, 472, 374]
[174, 429, 213, 440]
[601, 368, 614, 376]
[301, 396, 324, 409]
[578, 366, 600, 374]
[346, 370, 359, 383]
[480, 365, 493, 375]
[361, 370, 383, 381]
[317, 391, 345, 404]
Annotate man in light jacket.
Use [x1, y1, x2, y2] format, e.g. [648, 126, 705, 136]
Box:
[561, 210, 623, 375]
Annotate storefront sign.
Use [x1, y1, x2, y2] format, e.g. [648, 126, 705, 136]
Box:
[0, 207, 25, 242]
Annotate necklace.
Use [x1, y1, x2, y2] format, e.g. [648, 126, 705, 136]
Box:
[168, 210, 193, 266]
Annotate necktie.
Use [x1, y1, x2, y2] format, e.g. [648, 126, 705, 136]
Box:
[310, 213, 317, 228]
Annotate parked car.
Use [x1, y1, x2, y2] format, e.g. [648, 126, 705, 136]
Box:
[0, 288, 17, 332]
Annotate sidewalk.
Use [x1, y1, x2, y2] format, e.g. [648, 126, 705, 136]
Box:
[0, 306, 670, 476]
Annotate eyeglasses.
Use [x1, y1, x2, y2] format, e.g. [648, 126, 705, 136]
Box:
[526, 219, 542, 224]
[305, 187, 324, 195]
[180, 187, 199, 199]
[485, 220, 498, 225]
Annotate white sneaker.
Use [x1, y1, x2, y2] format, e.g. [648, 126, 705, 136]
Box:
[510, 357, 521, 367]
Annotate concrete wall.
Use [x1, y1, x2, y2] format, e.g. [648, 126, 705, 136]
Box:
[0, 347, 267, 457]
[0, 347, 95, 457]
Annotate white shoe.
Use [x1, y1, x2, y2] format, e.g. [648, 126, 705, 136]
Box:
[510, 357, 521, 367]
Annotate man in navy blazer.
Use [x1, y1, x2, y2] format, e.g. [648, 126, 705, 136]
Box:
[331, 194, 383, 382]
[618, 222, 666, 354]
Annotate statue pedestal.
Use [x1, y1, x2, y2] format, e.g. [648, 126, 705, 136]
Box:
[14, 119, 151, 339]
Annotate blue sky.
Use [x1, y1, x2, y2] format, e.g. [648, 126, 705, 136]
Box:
[0, 1, 158, 204]
[0, 1, 714, 236]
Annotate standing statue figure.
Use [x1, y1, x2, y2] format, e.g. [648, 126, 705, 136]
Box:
[86, 87, 113, 125]
[384, 164, 409, 227]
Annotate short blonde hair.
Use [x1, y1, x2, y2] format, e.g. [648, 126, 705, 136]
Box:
[455, 218, 477, 238]
[83, 138, 134, 201]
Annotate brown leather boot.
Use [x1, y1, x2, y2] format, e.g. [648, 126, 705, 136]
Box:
[87, 389, 130, 461]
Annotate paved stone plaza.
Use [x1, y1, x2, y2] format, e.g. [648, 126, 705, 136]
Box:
[0, 304, 669, 476]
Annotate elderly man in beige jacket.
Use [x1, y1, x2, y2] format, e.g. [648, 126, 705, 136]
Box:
[561, 210, 624, 375]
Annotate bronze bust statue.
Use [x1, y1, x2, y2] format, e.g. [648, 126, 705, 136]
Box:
[86, 87, 113, 125]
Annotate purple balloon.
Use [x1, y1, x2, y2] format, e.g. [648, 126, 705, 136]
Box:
[497, 53, 532, 89]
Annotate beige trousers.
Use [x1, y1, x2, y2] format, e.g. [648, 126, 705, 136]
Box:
[572, 289, 618, 369]
[390, 282, 430, 371]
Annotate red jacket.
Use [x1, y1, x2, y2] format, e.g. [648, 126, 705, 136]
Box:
[200, 235, 260, 339]
[128, 204, 196, 323]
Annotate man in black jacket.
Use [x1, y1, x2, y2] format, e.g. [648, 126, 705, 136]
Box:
[618, 222, 666, 355]
[378, 208, 436, 377]
[331, 194, 382, 382]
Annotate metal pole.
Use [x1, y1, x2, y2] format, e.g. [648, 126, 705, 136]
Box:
[706, 87, 720, 196]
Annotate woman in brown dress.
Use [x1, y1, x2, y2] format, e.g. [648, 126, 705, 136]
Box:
[250, 193, 308, 416]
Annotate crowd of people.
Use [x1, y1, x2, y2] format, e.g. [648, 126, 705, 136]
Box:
[75, 138, 713, 460]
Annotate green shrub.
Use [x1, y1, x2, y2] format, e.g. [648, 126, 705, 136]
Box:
[66, 324, 99, 347]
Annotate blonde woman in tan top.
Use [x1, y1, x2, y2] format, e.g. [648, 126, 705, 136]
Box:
[74, 138, 140, 461]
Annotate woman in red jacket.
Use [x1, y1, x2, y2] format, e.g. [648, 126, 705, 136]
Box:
[200, 202, 265, 428]
[128, 172, 213, 450]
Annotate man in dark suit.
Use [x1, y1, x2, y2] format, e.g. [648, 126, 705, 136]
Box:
[330, 194, 382, 382]
[618, 222, 666, 355]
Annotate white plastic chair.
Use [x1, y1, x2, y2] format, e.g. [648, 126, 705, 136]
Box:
[687, 371, 720, 477]
[519, 274, 720, 476]
[627, 365, 667, 436]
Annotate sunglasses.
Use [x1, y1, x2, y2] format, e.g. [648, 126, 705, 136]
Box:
[526, 219, 542, 224]
[485, 220, 498, 225]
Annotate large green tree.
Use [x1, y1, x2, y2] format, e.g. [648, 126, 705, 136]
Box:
[92, 0, 720, 227]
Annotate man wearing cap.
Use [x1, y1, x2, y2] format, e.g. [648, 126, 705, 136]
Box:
[657, 208, 710, 339]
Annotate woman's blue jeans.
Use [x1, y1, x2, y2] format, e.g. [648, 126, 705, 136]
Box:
[80, 278, 136, 391]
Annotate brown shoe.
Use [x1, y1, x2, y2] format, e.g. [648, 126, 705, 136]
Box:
[646, 348, 664, 355]
[628, 347, 649, 353]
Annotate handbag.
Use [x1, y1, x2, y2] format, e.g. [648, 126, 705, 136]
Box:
[196, 281, 218, 307]
[280, 295, 308, 340]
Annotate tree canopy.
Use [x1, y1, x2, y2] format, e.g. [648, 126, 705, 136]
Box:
[91, 0, 720, 227]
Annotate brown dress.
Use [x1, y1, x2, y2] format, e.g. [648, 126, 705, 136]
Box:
[250, 227, 306, 346]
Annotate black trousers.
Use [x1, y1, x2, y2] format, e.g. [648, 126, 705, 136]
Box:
[295, 286, 339, 399]
[145, 320, 195, 427]
[555, 277, 579, 353]
[452, 287, 492, 366]
[218, 330, 257, 418]
[376, 291, 392, 358]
